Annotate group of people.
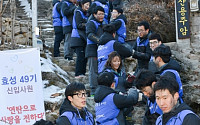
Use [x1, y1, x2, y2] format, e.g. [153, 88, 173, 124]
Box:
[47, 0, 200, 125]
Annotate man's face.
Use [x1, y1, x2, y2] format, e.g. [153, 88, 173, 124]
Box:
[111, 10, 119, 20]
[149, 39, 161, 51]
[137, 25, 149, 38]
[141, 86, 154, 98]
[155, 89, 178, 113]
[68, 90, 87, 109]
[94, 11, 105, 22]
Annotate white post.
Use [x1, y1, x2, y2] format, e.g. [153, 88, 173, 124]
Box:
[32, 0, 37, 47]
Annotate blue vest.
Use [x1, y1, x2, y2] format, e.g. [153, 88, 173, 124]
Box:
[87, 20, 100, 44]
[52, 2, 62, 26]
[61, 109, 94, 125]
[71, 9, 88, 38]
[61, 1, 71, 27]
[116, 19, 126, 44]
[97, 40, 115, 73]
[95, 93, 120, 125]
[156, 110, 196, 125]
[161, 69, 184, 103]
[136, 37, 149, 47]
[94, 1, 109, 23]
[148, 99, 163, 115]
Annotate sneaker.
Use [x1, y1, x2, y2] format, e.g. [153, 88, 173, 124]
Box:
[64, 56, 73, 60]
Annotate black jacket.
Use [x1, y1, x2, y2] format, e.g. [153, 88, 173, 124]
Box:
[70, 7, 88, 48]
[85, 15, 104, 57]
[98, 32, 132, 59]
[132, 32, 152, 71]
[56, 98, 94, 125]
[159, 103, 200, 125]
[61, 0, 76, 34]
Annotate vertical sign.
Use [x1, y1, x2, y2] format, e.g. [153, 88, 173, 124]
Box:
[0, 48, 45, 125]
[176, 0, 190, 39]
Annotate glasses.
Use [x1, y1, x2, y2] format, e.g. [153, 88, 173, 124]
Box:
[97, 13, 105, 16]
[72, 92, 88, 98]
[137, 30, 146, 33]
[149, 40, 159, 45]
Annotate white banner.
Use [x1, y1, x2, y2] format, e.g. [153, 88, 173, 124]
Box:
[0, 48, 45, 125]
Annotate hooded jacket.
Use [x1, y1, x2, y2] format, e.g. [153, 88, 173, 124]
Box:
[94, 85, 138, 125]
[156, 103, 200, 125]
[56, 98, 94, 125]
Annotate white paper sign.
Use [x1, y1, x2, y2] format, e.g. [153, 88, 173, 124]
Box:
[0, 48, 45, 125]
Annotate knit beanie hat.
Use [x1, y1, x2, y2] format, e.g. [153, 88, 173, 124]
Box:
[98, 72, 115, 87]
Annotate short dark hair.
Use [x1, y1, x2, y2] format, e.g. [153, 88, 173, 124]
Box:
[79, 0, 91, 7]
[93, 6, 105, 14]
[98, 72, 115, 87]
[138, 21, 150, 30]
[154, 76, 179, 96]
[153, 45, 171, 63]
[105, 51, 122, 71]
[149, 32, 162, 42]
[135, 69, 157, 90]
[103, 24, 116, 34]
[65, 82, 86, 98]
[113, 7, 123, 14]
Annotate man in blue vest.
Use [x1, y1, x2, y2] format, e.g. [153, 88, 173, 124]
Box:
[153, 45, 183, 103]
[135, 69, 162, 125]
[154, 76, 200, 125]
[95, 72, 139, 125]
[56, 82, 95, 125]
[88, 0, 110, 23]
[61, 0, 77, 60]
[110, 7, 127, 44]
[132, 21, 152, 75]
[148, 33, 181, 74]
[52, 0, 65, 57]
[86, 6, 105, 96]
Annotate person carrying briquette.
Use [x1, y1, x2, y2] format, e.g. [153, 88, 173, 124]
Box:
[94, 72, 141, 125]
[134, 69, 162, 125]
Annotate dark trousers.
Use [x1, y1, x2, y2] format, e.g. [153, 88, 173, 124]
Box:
[75, 47, 87, 76]
[54, 32, 64, 57]
[64, 33, 74, 58]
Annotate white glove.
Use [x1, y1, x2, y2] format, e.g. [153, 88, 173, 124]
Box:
[132, 49, 135, 55]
